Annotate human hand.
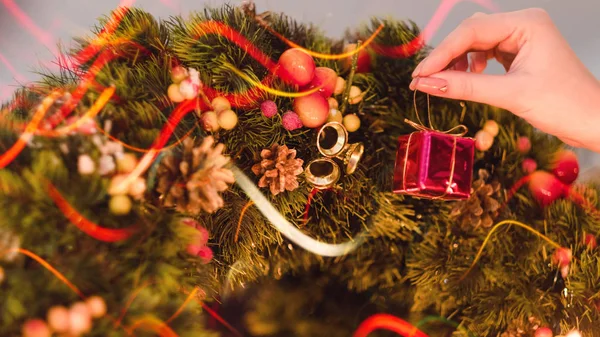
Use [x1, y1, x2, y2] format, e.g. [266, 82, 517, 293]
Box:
[410, 8, 600, 152]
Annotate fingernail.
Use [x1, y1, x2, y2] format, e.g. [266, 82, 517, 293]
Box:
[412, 62, 423, 77]
[414, 77, 448, 93]
[409, 78, 418, 91]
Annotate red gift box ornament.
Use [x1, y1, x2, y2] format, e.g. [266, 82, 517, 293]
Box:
[393, 96, 474, 200]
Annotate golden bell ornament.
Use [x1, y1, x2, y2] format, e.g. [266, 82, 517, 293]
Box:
[316, 122, 364, 175]
[304, 158, 341, 190]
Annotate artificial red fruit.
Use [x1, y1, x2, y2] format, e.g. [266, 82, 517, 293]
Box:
[521, 158, 537, 174]
[528, 171, 566, 207]
[307, 67, 337, 98]
[552, 149, 579, 185]
[584, 234, 597, 249]
[534, 327, 553, 337]
[277, 48, 316, 86]
[517, 136, 531, 154]
[552, 247, 572, 268]
[293, 92, 329, 128]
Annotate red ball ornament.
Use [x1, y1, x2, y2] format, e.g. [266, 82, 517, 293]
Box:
[293, 92, 329, 128]
[584, 234, 597, 250]
[522, 158, 538, 174]
[517, 136, 531, 153]
[22, 319, 51, 337]
[307, 67, 337, 98]
[341, 43, 372, 73]
[528, 171, 566, 207]
[552, 247, 572, 268]
[535, 327, 553, 337]
[552, 149, 579, 185]
[277, 48, 316, 86]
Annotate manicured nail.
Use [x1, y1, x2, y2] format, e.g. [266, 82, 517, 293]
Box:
[409, 78, 418, 91]
[412, 62, 423, 77]
[414, 77, 448, 93]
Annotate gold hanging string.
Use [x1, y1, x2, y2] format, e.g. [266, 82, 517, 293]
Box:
[405, 90, 468, 137]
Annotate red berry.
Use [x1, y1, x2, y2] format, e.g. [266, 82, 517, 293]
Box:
[260, 100, 278, 118]
[341, 43, 372, 73]
[522, 158, 538, 174]
[282, 111, 303, 131]
[535, 327, 553, 337]
[277, 48, 316, 86]
[552, 247, 572, 267]
[197, 246, 213, 264]
[307, 67, 338, 98]
[293, 92, 329, 128]
[584, 234, 597, 249]
[22, 319, 51, 337]
[528, 171, 566, 207]
[517, 136, 531, 153]
[552, 149, 579, 185]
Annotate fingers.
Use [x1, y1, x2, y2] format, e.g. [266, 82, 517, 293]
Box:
[412, 12, 518, 78]
[409, 71, 521, 112]
[469, 52, 489, 73]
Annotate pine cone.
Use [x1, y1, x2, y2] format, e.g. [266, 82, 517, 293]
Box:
[450, 169, 502, 229]
[156, 136, 234, 214]
[251, 144, 303, 196]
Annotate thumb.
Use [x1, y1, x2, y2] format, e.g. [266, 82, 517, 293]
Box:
[410, 71, 522, 111]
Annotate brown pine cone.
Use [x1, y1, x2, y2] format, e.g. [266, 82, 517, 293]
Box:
[156, 136, 234, 214]
[450, 169, 502, 229]
[251, 144, 303, 196]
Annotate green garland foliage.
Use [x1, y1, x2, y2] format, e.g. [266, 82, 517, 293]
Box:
[1, 4, 599, 337]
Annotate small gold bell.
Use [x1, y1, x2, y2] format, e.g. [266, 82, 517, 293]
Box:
[316, 122, 364, 175]
[304, 158, 341, 189]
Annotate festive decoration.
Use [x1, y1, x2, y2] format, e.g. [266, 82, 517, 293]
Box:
[85, 296, 107, 318]
[212, 96, 231, 113]
[109, 195, 132, 215]
[522, 158, 538, 174]
[251, 144, 303, 195]
[348, 86, 364, 104]
[394, 130, 475, 200]
[171, 66, 188, 84]
[156, 137, 234, 214]
[451, 169, 501, 229]
[475, 129, 494, 151]
[168, 83, 185, 103]
[293, 92, 329, 128]
[22, 319, 51, 337]
[260, 100, 278, 118]
[551, 149, 579, 184]
[4, 4, 600, 337]
[534, 327, 553, 337]
[483, 120, 499, 137]
[277, 48, 316, 86]
[327, 108, 343, 123]
[200, 111, 220, 132]
[217, 109, 239, 130]
[308, 67, 337, 98]
[282, 111, 303, 131]
[47, 306, 70, 333]
[528, 171, 565, 207]
[517, 136, 532, 154]
[68, 302, 92, 335]
[584, 234, 597, 249]
[334, 76, 345, 95]
[77, 155, 95, 175]
[327, 97, 339, 109]
[343, 114, 361, 132]
[552, 247, 572, 267]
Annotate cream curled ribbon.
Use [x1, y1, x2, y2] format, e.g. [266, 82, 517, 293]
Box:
[231, 166, 367, 257]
